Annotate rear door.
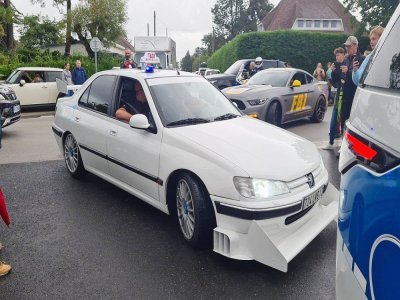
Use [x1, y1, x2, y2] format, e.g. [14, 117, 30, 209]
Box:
[72, 75, 117, 176]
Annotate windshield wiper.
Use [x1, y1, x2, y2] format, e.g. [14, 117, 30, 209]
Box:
[167, 118, 210, 127]
[214, 113, 240, 121]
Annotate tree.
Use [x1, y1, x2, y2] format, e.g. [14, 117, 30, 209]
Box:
[202, 0, 274, 54]
[71, 0, 127, 58]
[180, 51, 193, 72]
[343, 0, 399, 28]
[0, 0, 17, 52]
[30, 0, 73, 56]
[18, 15, 63, 49]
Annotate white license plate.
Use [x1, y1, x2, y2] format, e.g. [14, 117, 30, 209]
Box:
[13, 105, 20, 113]
[302, 187, 324, 210]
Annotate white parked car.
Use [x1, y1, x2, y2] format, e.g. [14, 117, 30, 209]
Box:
[3, 67, 63, 107]
[52, 68, 338, 272]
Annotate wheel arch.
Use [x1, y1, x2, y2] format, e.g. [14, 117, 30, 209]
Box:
[165, 169, 215, 217]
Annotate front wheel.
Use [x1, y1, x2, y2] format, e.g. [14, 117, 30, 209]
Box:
[266, 101, 282, 126]
[311, 96, 327, 123]
[175, 173, 215, 247]
[64, 133, 85, 178]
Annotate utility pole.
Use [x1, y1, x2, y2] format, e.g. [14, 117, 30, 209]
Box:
[147, 23, 149, 36]
[212, 26, 215, 53]
[154, 11, 156, 36]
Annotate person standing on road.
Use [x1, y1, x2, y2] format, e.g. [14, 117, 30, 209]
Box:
[62, 62, 73, 86]
[352, 26, 384, 86]
[331, 36, 364, 133]
[323, 48, 346, 150]
[313, 62, 325, 81]
[121, 48, 137, 69]
[71, 60, 88, 85]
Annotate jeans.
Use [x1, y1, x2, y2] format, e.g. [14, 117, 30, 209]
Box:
[329, 105, 338, 145]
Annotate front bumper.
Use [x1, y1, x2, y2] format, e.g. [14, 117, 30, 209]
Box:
[1, 102, 21, 128]
[211, 183, 338, 272]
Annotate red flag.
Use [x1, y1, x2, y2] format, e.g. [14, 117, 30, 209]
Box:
[0, 188, 10, 227]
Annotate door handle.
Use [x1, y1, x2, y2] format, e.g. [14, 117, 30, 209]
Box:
[74, 116, 80, 122]
[110, 130, 117, 136]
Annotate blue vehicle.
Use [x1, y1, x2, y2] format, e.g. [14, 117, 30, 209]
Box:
[336, 5, 400, 300]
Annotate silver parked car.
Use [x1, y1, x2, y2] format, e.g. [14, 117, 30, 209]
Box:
[223, 68, 328, 126]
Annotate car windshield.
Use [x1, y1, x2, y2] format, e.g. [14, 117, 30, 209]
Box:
[5, 70, 21, 84]
[147, 76, 241, 126]
[225, 60, 246, 75]
[248, 70, 290, 87]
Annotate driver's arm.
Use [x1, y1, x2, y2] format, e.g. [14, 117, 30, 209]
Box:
[115, 106, 132, 122]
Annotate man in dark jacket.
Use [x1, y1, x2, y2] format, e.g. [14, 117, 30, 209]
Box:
[331, 36, 365, 132]
[72, 60, 88, 85]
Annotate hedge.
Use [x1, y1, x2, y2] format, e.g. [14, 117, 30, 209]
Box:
[0, 50, 122, 80]
[207, 30, 369, 74]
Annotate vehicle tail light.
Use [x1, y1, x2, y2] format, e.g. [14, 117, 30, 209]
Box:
[345, 131, 377, 160]
[344, 128, 400, 173]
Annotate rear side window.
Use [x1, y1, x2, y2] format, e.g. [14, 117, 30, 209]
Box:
[46, 71, 62, 82]
[79, 75, 116, 115]
[364, 15, 400, 89]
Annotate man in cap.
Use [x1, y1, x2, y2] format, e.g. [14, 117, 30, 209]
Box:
[330, 36, 364, 134]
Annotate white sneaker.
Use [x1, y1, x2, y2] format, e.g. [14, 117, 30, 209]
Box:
[322, 142, 335, 150]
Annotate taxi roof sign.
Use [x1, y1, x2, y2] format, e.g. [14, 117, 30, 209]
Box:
[140, 52, 160, 64]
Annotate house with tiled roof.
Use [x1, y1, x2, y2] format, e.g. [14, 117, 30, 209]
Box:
[258, 0, 358, 34]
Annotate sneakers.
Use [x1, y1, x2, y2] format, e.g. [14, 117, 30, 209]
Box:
[322, 142, 335, 150]
[0, 261, 11, 276]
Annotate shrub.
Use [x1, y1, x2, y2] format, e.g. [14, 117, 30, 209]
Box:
[207, 30, 369, 74]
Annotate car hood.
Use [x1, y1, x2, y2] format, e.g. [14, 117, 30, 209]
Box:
[223, 85, 281, 99]
[171, 117, 320, 181]
[0, 84, 14, 94]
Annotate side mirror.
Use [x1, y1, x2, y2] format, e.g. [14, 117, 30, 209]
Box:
[291, 79, 301, 88]
[129, 114, 150, 129]
[19, 80, 26, 86]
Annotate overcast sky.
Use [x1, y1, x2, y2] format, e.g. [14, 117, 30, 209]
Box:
[11, 0, 280, 60]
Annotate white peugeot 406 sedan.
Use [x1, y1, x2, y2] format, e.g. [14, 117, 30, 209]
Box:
[52, 68, 338, 272]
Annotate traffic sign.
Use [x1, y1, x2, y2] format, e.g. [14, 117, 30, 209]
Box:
[90, 37, 103, 52]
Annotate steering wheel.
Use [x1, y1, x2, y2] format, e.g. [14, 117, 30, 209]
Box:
[121, 101, 140, 115]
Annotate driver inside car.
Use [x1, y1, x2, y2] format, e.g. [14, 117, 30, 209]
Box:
[115, 81, 150, 122]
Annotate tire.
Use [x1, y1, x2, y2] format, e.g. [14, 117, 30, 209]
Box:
[63, 133, 85, 178]
[266, 101, 282, 126]
[311, 96, 327, 123]
[174, 172, 215, 247]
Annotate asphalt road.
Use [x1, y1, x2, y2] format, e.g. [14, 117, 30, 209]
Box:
[0, 109, 340, 299]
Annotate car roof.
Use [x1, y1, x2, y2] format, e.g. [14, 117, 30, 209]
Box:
[16, 67, 63, 71]
[94, 68, 198, 79]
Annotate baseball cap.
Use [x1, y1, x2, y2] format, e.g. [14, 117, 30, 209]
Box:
[344, 36, 358, 46]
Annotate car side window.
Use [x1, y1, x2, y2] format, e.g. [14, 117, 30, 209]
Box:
[79, 75, 116, 115]
[78, 86, 91, 107]
[306, 74, 314, 84]
[290, 72, 307, 85]
[46, 71, 62, 82]
[363, 16, 400, 89]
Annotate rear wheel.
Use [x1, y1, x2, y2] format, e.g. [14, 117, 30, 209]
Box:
[175, 173, 215, 247]
[311, 96, 327, 123]
[64, 133, 85, 178]
[266, 101, 282, 126]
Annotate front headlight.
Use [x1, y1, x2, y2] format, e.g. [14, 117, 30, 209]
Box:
[233, 177, 290, 199]
[248, 98, 268, 106]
